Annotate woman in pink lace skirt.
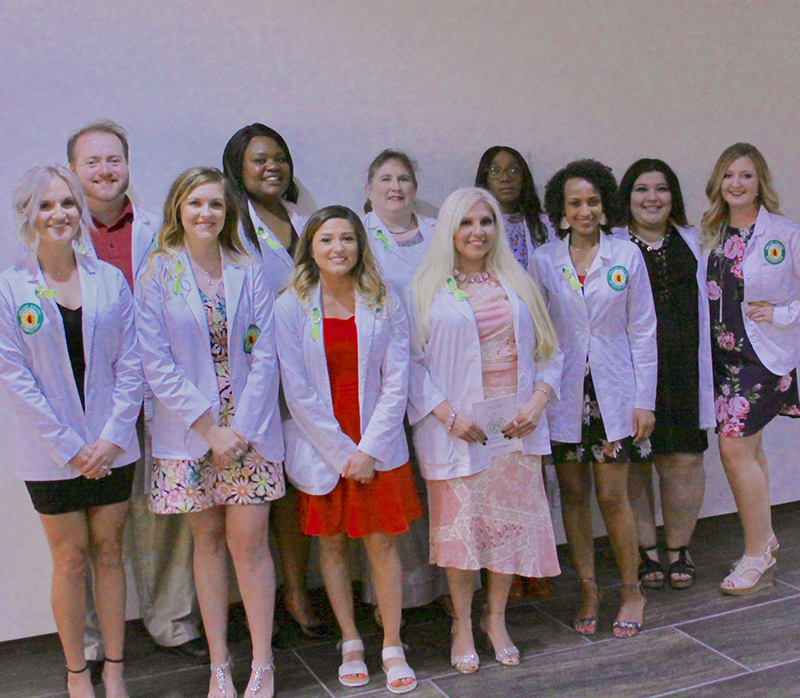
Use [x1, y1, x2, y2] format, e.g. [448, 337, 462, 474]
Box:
[407, 187, 561, 675]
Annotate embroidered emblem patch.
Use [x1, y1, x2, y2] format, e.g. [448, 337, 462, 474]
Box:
[257, 227, 283, 251]
[244, 324, 261, 354]
[607, 265, 629, 291]
[764, 240, 785, 265]
[18, 303, 43, 334]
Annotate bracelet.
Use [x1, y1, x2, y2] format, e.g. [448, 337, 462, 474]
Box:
[534, 388, 550, 402]
[446, 407, 459, 431]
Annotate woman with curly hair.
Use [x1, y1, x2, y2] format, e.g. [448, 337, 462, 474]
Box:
[532, 160, 656, 638]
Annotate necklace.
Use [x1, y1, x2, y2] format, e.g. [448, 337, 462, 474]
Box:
[191, 261, 219, 287]
[453, 268, 491, 283]
[387, 214, 418, 235]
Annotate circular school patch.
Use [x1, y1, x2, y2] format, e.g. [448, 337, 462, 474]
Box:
[18, 303, 43, 335]
[607, 265, 629, 291]
[488, 419, 505, 435]
[764, 240, 786, 265]
[243, 324, 261, 354]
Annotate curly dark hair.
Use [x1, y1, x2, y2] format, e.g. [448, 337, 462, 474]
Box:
[616, 158, 688, 228]
[544, 159, 617, 239]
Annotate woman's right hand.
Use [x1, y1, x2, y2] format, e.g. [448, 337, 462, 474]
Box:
[192, 411, 249, 467]
[67, 445, 94, 476]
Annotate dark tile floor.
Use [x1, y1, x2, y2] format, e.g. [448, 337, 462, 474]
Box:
[5, 502, 800, 698]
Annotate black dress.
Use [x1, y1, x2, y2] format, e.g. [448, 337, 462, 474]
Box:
[629, 227, 708, 459]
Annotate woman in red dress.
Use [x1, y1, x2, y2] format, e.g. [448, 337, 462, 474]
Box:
[275, 206, 421, 694]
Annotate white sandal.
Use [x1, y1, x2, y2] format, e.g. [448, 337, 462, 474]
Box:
[338, 639, 369, 688]
[382, 646, 417, 694]
[722, 549, 776, 596]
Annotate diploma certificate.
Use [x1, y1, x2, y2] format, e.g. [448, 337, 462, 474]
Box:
[471, 394, 521, 457]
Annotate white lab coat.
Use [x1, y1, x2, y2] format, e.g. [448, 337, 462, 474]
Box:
[135, 251, 283, 463]
[531, 234, 657, 443]
[275, 286, 410, 496]
[406, 278, 563, 481]
[0, 254, 142, 480]
[502, 213, 556, 270]
[362, 212, 436, 294]
[239, 200, 308, 296]
[612, 225, 715, 430]
[737, 207, 800, 376]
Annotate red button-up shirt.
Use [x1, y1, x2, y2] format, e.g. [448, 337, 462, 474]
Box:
[90, 198, 135, 289]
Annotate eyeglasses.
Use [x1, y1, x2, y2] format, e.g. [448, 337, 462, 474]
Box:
[487, 166, 523, 180]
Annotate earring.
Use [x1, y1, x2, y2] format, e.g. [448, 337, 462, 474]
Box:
[560, 216, 570, 230]
[600, 213, 608, 226]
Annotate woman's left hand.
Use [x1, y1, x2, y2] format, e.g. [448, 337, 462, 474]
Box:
[82, 439, 123, 479]
[342, 450, 376, 484]
[632, 408, 655, 443]
[502, 390, 549, 439]
[746, 301, 775, 323]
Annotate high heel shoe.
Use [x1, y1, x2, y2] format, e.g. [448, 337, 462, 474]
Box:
[612, 583, 646, 638]
[638, 547, 665, 590]
[450, 620, 479, 674]
[245, 658, 274, 698]
[479, 609, 519, 666]
[572, 578, 601, 636]
[209, 657, 237, 698]
[722, 548, 776, 596]
[667, 546, 696, 590]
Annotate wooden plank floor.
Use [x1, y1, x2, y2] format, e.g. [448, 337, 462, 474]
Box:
[4, 502, 800, 698]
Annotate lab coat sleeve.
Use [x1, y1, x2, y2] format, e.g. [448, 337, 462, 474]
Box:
[404, 287, 448, 425]
[275, 294, 357, 474]
[536, 342, 563, 402]
[358, 297, 409, 461]
[0, 284, 85, 466]
[626, 248, 658, 410]
[135, 271, 212, 429]
[771, 231, 800, 327]
[98, 278, 144, 449]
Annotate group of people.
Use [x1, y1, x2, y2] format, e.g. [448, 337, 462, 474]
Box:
[2, 118, 799, 698]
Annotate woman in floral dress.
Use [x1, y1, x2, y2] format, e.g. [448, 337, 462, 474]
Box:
[701, 143, 800, 595]
[137, 167, 284, 698]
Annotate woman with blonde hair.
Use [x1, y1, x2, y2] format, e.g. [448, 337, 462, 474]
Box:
[701, 143, 800, 594]
[407, 187, 560, 673]
[0, 165, 142, 698]
[275, 205, 420, 694]
[137, 167, 284, 698]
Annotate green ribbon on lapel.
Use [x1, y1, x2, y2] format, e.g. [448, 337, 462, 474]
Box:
[35, 286, 57, 299]
[311, 307, 322, 340]
[561, 267, 583, 291]
[375, 229, 391, 252]
[173, 259, 185, 294]
[446, 277, 467, 301]
[257, 226, 283, 251]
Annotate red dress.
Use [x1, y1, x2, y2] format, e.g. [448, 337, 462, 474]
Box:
[298, 316, 422, 537]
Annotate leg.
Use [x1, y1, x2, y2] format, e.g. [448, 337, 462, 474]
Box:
[592, 461, 645, 637]
[754, 440, 776, 546]
[270, 489, 321, 630]
[654, 453, 705, 586]
[363, 532, 415, 691]
[627, 462, 663, 588]
[481, 571, 519, 665]
[555, 461, 600, 633]
[187, 507, 234, 698]
[225, 503, 275, 698]
[445, 567, 479, 672]
[86, 501, 130, 698]
[39, 511, 94, 698]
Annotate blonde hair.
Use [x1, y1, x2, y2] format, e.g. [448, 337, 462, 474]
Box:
[700, 143, 781, 251]
[411, 187, 557, 362]
[13, 165, 93, 252]
[287, 205, 388, 311]
[141, 167, 247, 290]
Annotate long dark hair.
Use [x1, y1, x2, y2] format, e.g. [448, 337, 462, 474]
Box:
[222, 123, 298, 253]
[474, 146, 548, 246]
[616, 158, 688, 228]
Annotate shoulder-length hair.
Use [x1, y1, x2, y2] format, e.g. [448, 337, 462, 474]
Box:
[411, 187, 556, 362]
[474, 145, 548, 246]
[364, 149, 418, 214]
[616, 158, 688, 228]
[288, 205, 387, 311]
[141, 167, 246, 288]
[544, 159, 618, 239]
[14, 165, 93, 252]
[700, 142, 781, 251]
[222, 123, 299, 253]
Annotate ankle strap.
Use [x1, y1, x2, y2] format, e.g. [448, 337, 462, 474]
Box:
[666, 545, 688, 554]
[66, 664, 88, 674]
[104, 657, 124, 664]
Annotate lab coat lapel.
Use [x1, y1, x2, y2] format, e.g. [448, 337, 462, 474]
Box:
[222, 257, 246, 336]
[78, 255, 98, 373]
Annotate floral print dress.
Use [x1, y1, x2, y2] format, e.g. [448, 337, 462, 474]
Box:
[707, 224, 800, 437]
[150, 285, 285, 514]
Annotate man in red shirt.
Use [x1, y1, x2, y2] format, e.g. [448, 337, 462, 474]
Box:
[68, 120, 207, 667]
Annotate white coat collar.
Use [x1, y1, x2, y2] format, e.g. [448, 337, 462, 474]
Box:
[248, 201, 296, 269]
[751, 206, 771, 241]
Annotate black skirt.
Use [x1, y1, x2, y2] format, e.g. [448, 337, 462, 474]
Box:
[26, 463, 136, 515]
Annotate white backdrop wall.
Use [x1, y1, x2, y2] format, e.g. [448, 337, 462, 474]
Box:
[2, 0, 800, 641]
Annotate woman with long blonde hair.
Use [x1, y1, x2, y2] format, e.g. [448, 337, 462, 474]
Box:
[407, 187, 560, 674]
[701, 143, 800, 594]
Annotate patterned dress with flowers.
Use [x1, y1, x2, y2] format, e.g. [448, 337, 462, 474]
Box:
[707, 224, 800, 437]
[150, 285, 285, 514]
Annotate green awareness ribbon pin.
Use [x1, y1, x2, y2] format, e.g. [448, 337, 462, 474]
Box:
[562, 267, 583, 291]
[375, 229, 391, 252]
[311, 307, 322, 340]
[35, 286, 57, 299]
[446, 277, 467, 301]
[257, 227, 283, 251]
[173, 259, 185, 294]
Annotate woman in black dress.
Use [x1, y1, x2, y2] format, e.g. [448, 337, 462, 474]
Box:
[617, 159, 714, 590]
[702, 143, 800, 594]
